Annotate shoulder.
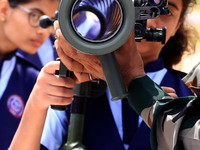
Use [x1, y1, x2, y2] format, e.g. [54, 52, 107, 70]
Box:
[167, 68, 187, 78]
[15, 54, 40, 78]
[16, 50, 43, 70]
[162, 68, 187, 82]
[161, 69, 194, 97]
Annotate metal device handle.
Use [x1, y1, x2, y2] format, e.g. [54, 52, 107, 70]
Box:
[52, 58, 72, 111]
[99, 53, 128, 101]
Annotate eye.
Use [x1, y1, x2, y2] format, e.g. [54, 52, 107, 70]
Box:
[30, 12, 42, 20]
[167, 9, 174, 16]
[167, 3, 179, 17]
[29, 8, 44, 20]
[168, 10, 172, 15]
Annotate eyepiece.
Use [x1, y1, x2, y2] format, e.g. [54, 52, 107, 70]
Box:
[39, 15, 53, 28]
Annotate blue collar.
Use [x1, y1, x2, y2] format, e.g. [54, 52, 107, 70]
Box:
[0, 51, 16, 62]
[0, 51, 16, 75]
[145, 58, 165, 72]
[16, 49, 42, 70]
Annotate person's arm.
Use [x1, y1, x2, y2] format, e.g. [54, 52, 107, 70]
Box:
[9, 61, 75, 150]
[127, 75, 198, 150]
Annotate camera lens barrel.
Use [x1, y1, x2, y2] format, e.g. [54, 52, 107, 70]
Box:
[145, 27, 166, 44]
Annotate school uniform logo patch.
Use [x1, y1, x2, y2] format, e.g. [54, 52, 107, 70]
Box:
[7, 95, 24, 118]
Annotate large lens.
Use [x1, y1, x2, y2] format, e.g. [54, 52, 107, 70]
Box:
[71, 0, 123, 42]
[72, 11, 101, 40]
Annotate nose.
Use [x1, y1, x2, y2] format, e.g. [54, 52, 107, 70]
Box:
[147, 19, 157, 29]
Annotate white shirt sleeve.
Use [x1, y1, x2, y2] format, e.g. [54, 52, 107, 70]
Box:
[40, 107, 68, 150]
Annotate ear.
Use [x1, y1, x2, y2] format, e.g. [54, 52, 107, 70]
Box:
[0, 0, 9, 22]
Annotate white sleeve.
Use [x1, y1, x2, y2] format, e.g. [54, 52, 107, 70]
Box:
[40, 107, 68, 150]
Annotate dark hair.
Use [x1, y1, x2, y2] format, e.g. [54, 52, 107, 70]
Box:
[8, 0, 60, 7]
[8, 0, 34, 8]
[159, 0, 197, 68]
[8, 0, 33, 5]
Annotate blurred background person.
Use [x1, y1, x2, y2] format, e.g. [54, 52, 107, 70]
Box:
[0, 0, 60, 149]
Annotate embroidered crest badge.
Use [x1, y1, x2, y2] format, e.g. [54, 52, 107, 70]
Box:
[7, 95, 24, 118]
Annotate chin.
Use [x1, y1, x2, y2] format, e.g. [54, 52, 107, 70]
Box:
[23, 47, 38, 55]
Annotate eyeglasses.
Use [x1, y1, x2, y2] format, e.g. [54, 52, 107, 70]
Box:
[15, 5, 44, 28]
[9, 3, 55, 33]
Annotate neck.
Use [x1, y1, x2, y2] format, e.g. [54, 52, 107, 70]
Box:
[0, 29, 17, 60]
[142, 54, 160, 68]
